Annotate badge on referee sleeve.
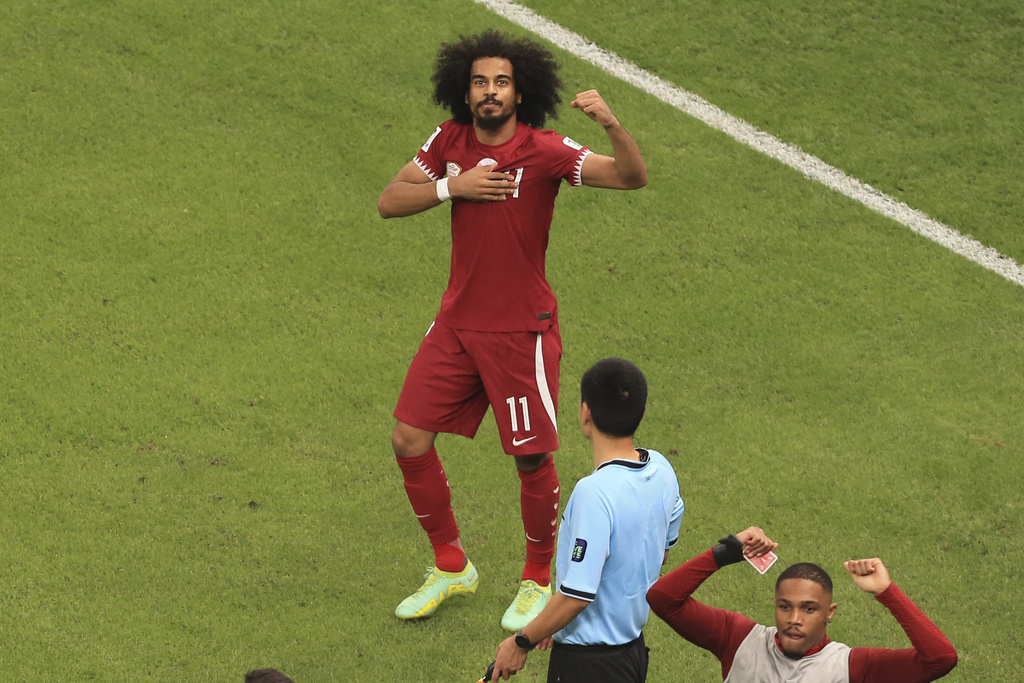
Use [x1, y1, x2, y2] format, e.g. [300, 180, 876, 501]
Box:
[572, 538, 588, 562]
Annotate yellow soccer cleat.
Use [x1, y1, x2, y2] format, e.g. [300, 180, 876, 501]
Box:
[500, 579, 551, 631]
[395, 560, 479, 619]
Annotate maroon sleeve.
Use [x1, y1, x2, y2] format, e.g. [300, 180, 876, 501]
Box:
[647, 549, 758, 679]
[535, 129, 590, 186]
[412, 123, 448, 181]
[848, 583, 958, 683]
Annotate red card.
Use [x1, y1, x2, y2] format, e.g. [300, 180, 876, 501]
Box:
[745, 551, 778, 575]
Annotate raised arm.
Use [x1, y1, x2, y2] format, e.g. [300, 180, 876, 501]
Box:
[647, 528, 775, 666]
[573, 90, 647, 190]
[845, 559, 958, 683]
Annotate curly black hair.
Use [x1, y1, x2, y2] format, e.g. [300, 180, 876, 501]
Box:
[432, 29, 562, 129]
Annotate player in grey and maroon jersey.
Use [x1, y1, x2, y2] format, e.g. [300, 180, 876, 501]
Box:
[647, 528, 958, 683]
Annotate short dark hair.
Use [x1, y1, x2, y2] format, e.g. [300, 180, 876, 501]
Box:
[432, 29, 562, 128]
[245, 669, 294, 683]
[580, 358, 647, 438]
[776, 562, 833, 597]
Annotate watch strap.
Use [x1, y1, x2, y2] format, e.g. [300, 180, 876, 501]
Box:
[514, 630, 536, 651]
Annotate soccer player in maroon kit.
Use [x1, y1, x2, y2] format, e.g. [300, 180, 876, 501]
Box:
[377, 29, 647, 630]
[646, 528, 958, 683]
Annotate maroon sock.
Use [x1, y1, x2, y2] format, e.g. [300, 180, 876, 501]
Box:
[517, 455, 559, 586]
[396, 448, 465, 572]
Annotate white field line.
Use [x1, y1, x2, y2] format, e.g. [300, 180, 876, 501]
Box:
[476, 0, 1024, 288]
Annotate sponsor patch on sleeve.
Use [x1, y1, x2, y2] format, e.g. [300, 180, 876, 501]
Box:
[571, 538, 588, 562]
[562, 136, 584, 151]
[421, 126, 442, 152]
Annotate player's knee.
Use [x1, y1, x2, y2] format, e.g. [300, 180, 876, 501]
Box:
[391, 423, 434, 458]
[515, 452, 550, 473]
[390, 427, 414, 457]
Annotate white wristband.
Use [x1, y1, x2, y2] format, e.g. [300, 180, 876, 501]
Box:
[436, 177, 451, 202]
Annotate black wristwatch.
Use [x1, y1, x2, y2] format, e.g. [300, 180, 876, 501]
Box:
[514, 630, 536, 651]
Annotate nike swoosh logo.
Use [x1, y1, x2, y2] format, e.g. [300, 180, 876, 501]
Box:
[512, 435, 538, 447]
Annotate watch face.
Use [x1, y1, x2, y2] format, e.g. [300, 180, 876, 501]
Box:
[515, 632, 531, 649]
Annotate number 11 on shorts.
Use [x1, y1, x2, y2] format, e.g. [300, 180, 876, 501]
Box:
[506, 396, 532, 433]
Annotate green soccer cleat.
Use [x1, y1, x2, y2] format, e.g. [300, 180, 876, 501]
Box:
[395, 561, 479, 620]
[500, 579, 551, 631]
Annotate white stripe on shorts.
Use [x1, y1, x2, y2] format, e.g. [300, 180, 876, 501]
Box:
[534, 332, 558, 434]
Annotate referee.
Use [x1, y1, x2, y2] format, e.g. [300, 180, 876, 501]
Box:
[491, 358, 685, 682]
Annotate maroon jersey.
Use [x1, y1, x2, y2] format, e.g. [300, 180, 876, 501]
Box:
[414, 120, 592, 332]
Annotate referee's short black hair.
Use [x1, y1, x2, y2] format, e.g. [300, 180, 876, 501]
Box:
[580, 358, 647, 438]
[776, 562, 834, 597]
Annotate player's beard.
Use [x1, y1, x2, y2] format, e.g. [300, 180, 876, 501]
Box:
[474, 98, 515, 131]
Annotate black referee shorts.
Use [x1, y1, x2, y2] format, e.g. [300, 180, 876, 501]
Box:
[546, 632, 649, 683]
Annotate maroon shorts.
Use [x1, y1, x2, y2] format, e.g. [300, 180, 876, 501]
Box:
[394, 319, 562, 455]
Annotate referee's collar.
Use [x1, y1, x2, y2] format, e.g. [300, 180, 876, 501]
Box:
[596, 448, 650, 471]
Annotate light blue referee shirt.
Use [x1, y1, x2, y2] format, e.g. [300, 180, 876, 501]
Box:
[553, 447, 684, 646]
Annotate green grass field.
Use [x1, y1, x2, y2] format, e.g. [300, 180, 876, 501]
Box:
[1, 0, 1021, 679]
